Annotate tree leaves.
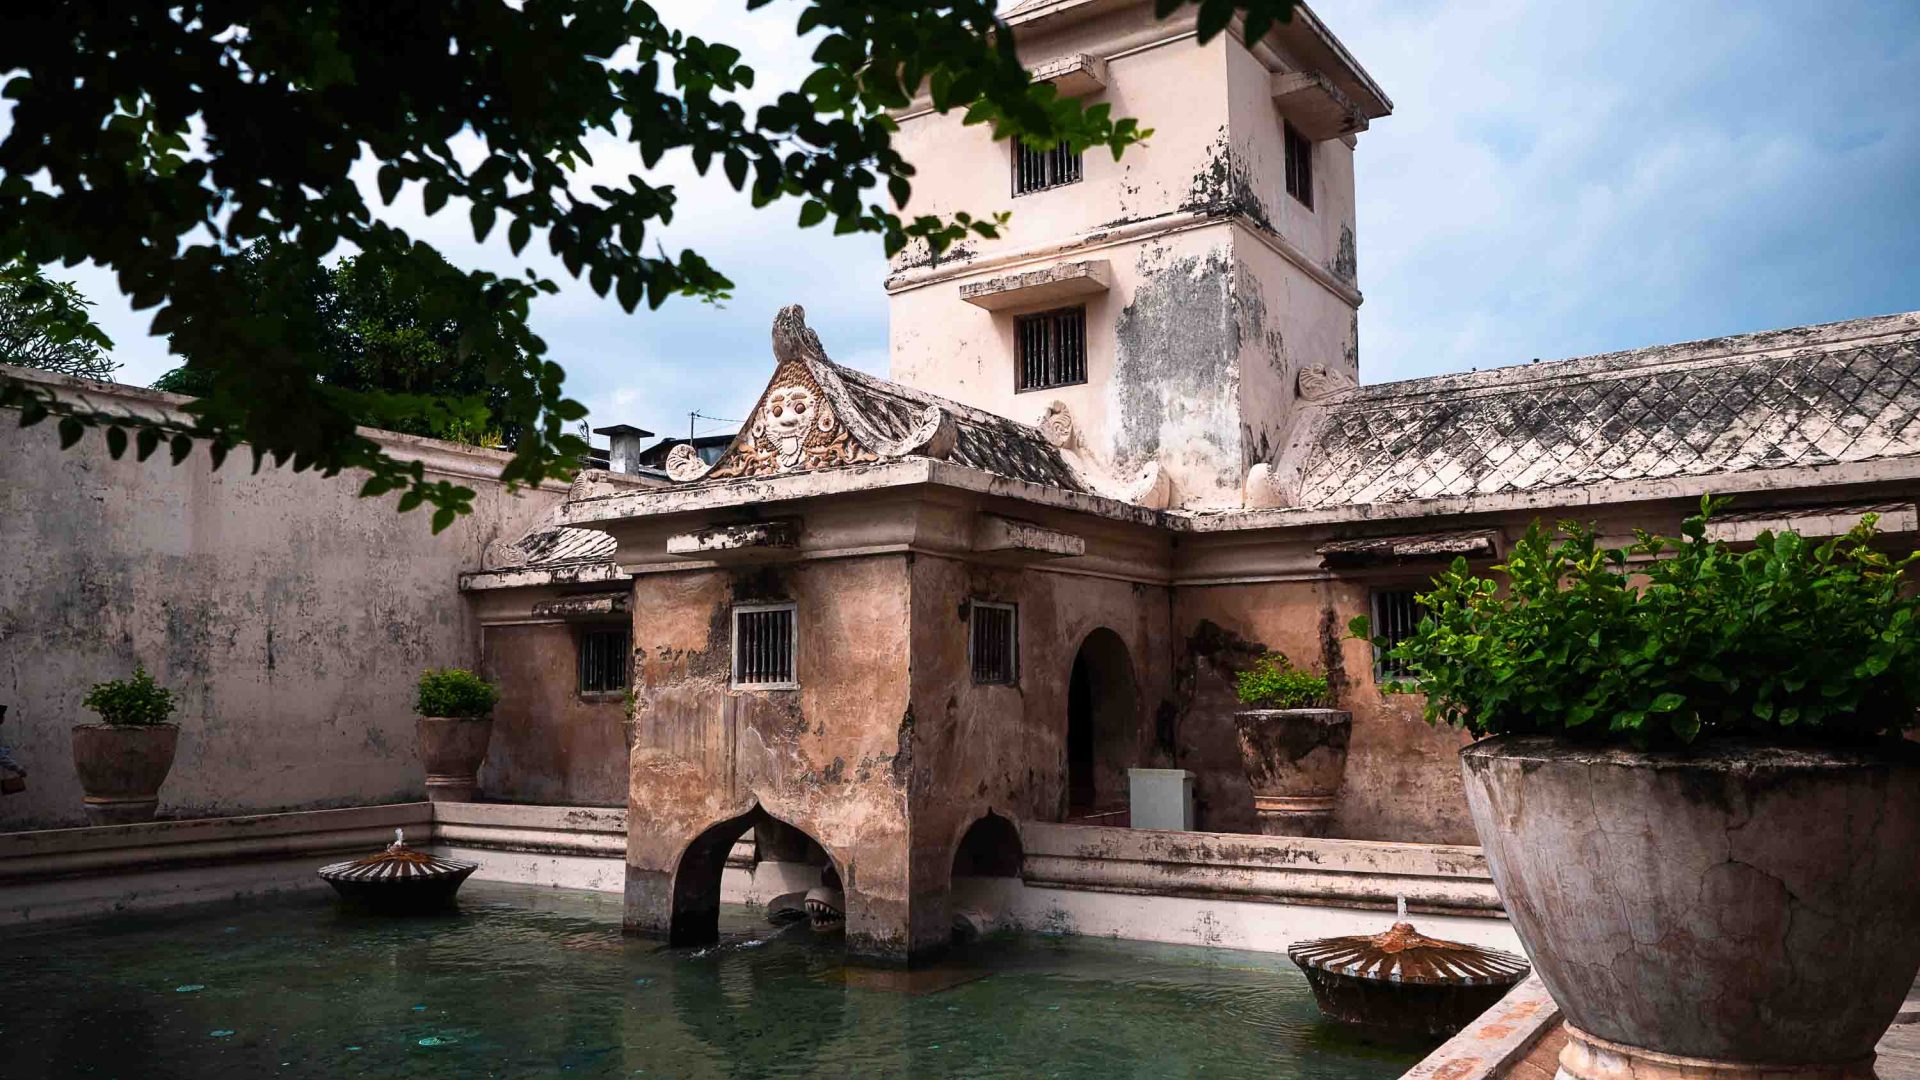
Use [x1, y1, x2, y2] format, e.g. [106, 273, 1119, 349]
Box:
[0, 0, 1300, 527]
[1356, 496, 1920, 747]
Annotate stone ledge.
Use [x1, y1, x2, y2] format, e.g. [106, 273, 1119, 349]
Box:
[1018, 821, 1504, 916]
[1402, 977, 1562, 1080]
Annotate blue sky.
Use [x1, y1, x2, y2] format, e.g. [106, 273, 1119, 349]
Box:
[54, 0, 1920, 445]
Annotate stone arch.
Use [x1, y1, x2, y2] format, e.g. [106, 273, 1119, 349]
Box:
[668, 803, 842, 948]
[1066, 626, 1141, 820]
[950, 811, 1024, 879]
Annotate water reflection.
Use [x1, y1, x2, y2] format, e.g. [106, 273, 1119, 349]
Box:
[0, 883, 1430, 1080]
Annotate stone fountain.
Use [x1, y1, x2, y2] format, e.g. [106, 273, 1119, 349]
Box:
[1287, 898, 1530, 1038]
[317, 828, 478, 914]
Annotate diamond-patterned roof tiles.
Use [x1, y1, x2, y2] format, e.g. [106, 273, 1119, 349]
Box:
[1293, 313, 1920, 509]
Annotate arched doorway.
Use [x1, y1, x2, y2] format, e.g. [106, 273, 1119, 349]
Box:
[951, 812, 1023, 879]
[669, 804, 840, 948]
[1065, 628, 1139, 822]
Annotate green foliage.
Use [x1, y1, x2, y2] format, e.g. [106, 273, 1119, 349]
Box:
[82, 666, 177, 727]
[416, 668, 500, 720]
[1234, 653, 1331, 710]
[0, 263, 116, 380]
[155, 242, 520, 446]
[0, 1, 1298, 530]
[1350, 497, 1920, 746]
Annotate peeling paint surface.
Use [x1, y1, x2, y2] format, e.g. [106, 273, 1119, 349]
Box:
[0, 382, 560, 830]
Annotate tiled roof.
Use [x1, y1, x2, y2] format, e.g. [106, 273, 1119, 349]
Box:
[831, 363, 1087, 491]
[491, 525, 617, 569]
[1293, 312, 1920, 509]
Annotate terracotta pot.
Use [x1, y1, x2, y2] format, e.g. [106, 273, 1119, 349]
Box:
[416, 716, 493, 803]
[70, 723, 180, 825]
[1461, 735, 1920, 1080]
[1231, 708, 1351, 837]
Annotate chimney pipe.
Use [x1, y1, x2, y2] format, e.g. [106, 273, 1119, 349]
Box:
[591, 424, 654, 475]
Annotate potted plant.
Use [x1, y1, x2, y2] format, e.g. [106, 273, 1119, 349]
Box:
[1231, 654, 1349, 837]
[72, 666, 179, 824]
[1354, 498, 1920, 1080]
[415, 668, 500, 803]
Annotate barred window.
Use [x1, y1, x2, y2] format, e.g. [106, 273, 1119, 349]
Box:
[732, 603, 797, 689]
[1013, 140, 1082, 196]
[969, 601, 1018, 685]
[1371, 588, 1423, 681]
[1015, 306, 1087, 392]
[1284, 122, 1314, 209]
[578, 626, 629, 695]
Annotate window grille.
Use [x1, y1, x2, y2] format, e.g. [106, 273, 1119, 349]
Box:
[1015, 305, 1087, 392]
[732, 603, 798, 689]
[969, 601, 1019, 685]
[1371, 588, 1423, 681]
[1284, 122, 1314, 209]
[1013, 140, 1082, 195]
[578, 626, 630, 695]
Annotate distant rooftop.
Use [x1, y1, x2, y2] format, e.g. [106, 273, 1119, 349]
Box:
[1291, 311, 1920, 509]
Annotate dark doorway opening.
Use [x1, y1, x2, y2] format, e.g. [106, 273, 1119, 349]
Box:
[669, 805, 839, 948]
[1063, 627, 1138, 824]
[952, 812, 1024, 879]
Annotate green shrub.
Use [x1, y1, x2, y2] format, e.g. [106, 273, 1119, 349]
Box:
[1350, 496, 1920, 746]
[1234, 654, 1331, 710]
[416, 668, 499, 719]
[82, 666, 177, 727]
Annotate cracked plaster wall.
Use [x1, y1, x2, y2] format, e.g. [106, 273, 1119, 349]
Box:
[905, 554, 1172, 937]
[887, 20, 1360, 510]
[0, 404, 561, 831]
[1171, 578, 1478, 845]
[622, 556, 926, 957]
[480, 623, 629, 807]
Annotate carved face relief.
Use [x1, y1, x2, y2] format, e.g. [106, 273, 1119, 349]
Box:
[702, 360, 877, 482]
[762, 384, 833, 469]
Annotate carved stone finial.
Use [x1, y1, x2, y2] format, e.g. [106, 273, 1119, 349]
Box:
[771, 304, 827, 366]
[664, 442, 710, 482]
[1038, 401, 1077, 449]
[910, 405, 958, 460]
[1243, 461, 1299, 509]
[1297, 365, 1358, 401]
[1121, 461, 1172, 509]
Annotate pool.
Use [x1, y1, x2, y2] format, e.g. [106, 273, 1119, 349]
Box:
[1, 882, 1431, 1079]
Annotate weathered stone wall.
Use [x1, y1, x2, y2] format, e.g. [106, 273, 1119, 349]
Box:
[480, 623, 629, 807]
[0, 370, 560, 830]
[622, 555, 920, 956]
[1172, 578, 1478, 845]
[904, 553, 1172, 935]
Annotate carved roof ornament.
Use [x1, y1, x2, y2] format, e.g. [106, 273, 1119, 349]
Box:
[1297, 365, 1358, 401]
[666, 305, 972, 485]
[1243, 461, 1300, 510]
[1038, 401, 1077, 449]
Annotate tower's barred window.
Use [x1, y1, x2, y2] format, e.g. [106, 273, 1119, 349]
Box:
[1284, 122, 1314, 209]
[1370, 588, 1424, 680]
[969, 601, 1019, 685]
[1015, 306, 1088, 391]
[578, 626, 630, 695]
[732, 603, 797, 688]
[1013, 140, 1082, 195]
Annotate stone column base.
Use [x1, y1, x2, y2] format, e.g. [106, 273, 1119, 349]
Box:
[1253, 794, 1335, 838]
[1556, 1024, 1876, 1080]
[82, 795, 159, 825]
[423, 775, 477, 803]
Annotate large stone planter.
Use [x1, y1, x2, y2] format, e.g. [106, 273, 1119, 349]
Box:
[1461, 735, 1920, 1080]
[70, 723, 180, 824]
[416, 717, 493, 803]
[1231, 708, 1351, 837]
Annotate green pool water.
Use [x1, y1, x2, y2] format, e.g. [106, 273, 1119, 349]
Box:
[0, 882, 1431, 1079]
